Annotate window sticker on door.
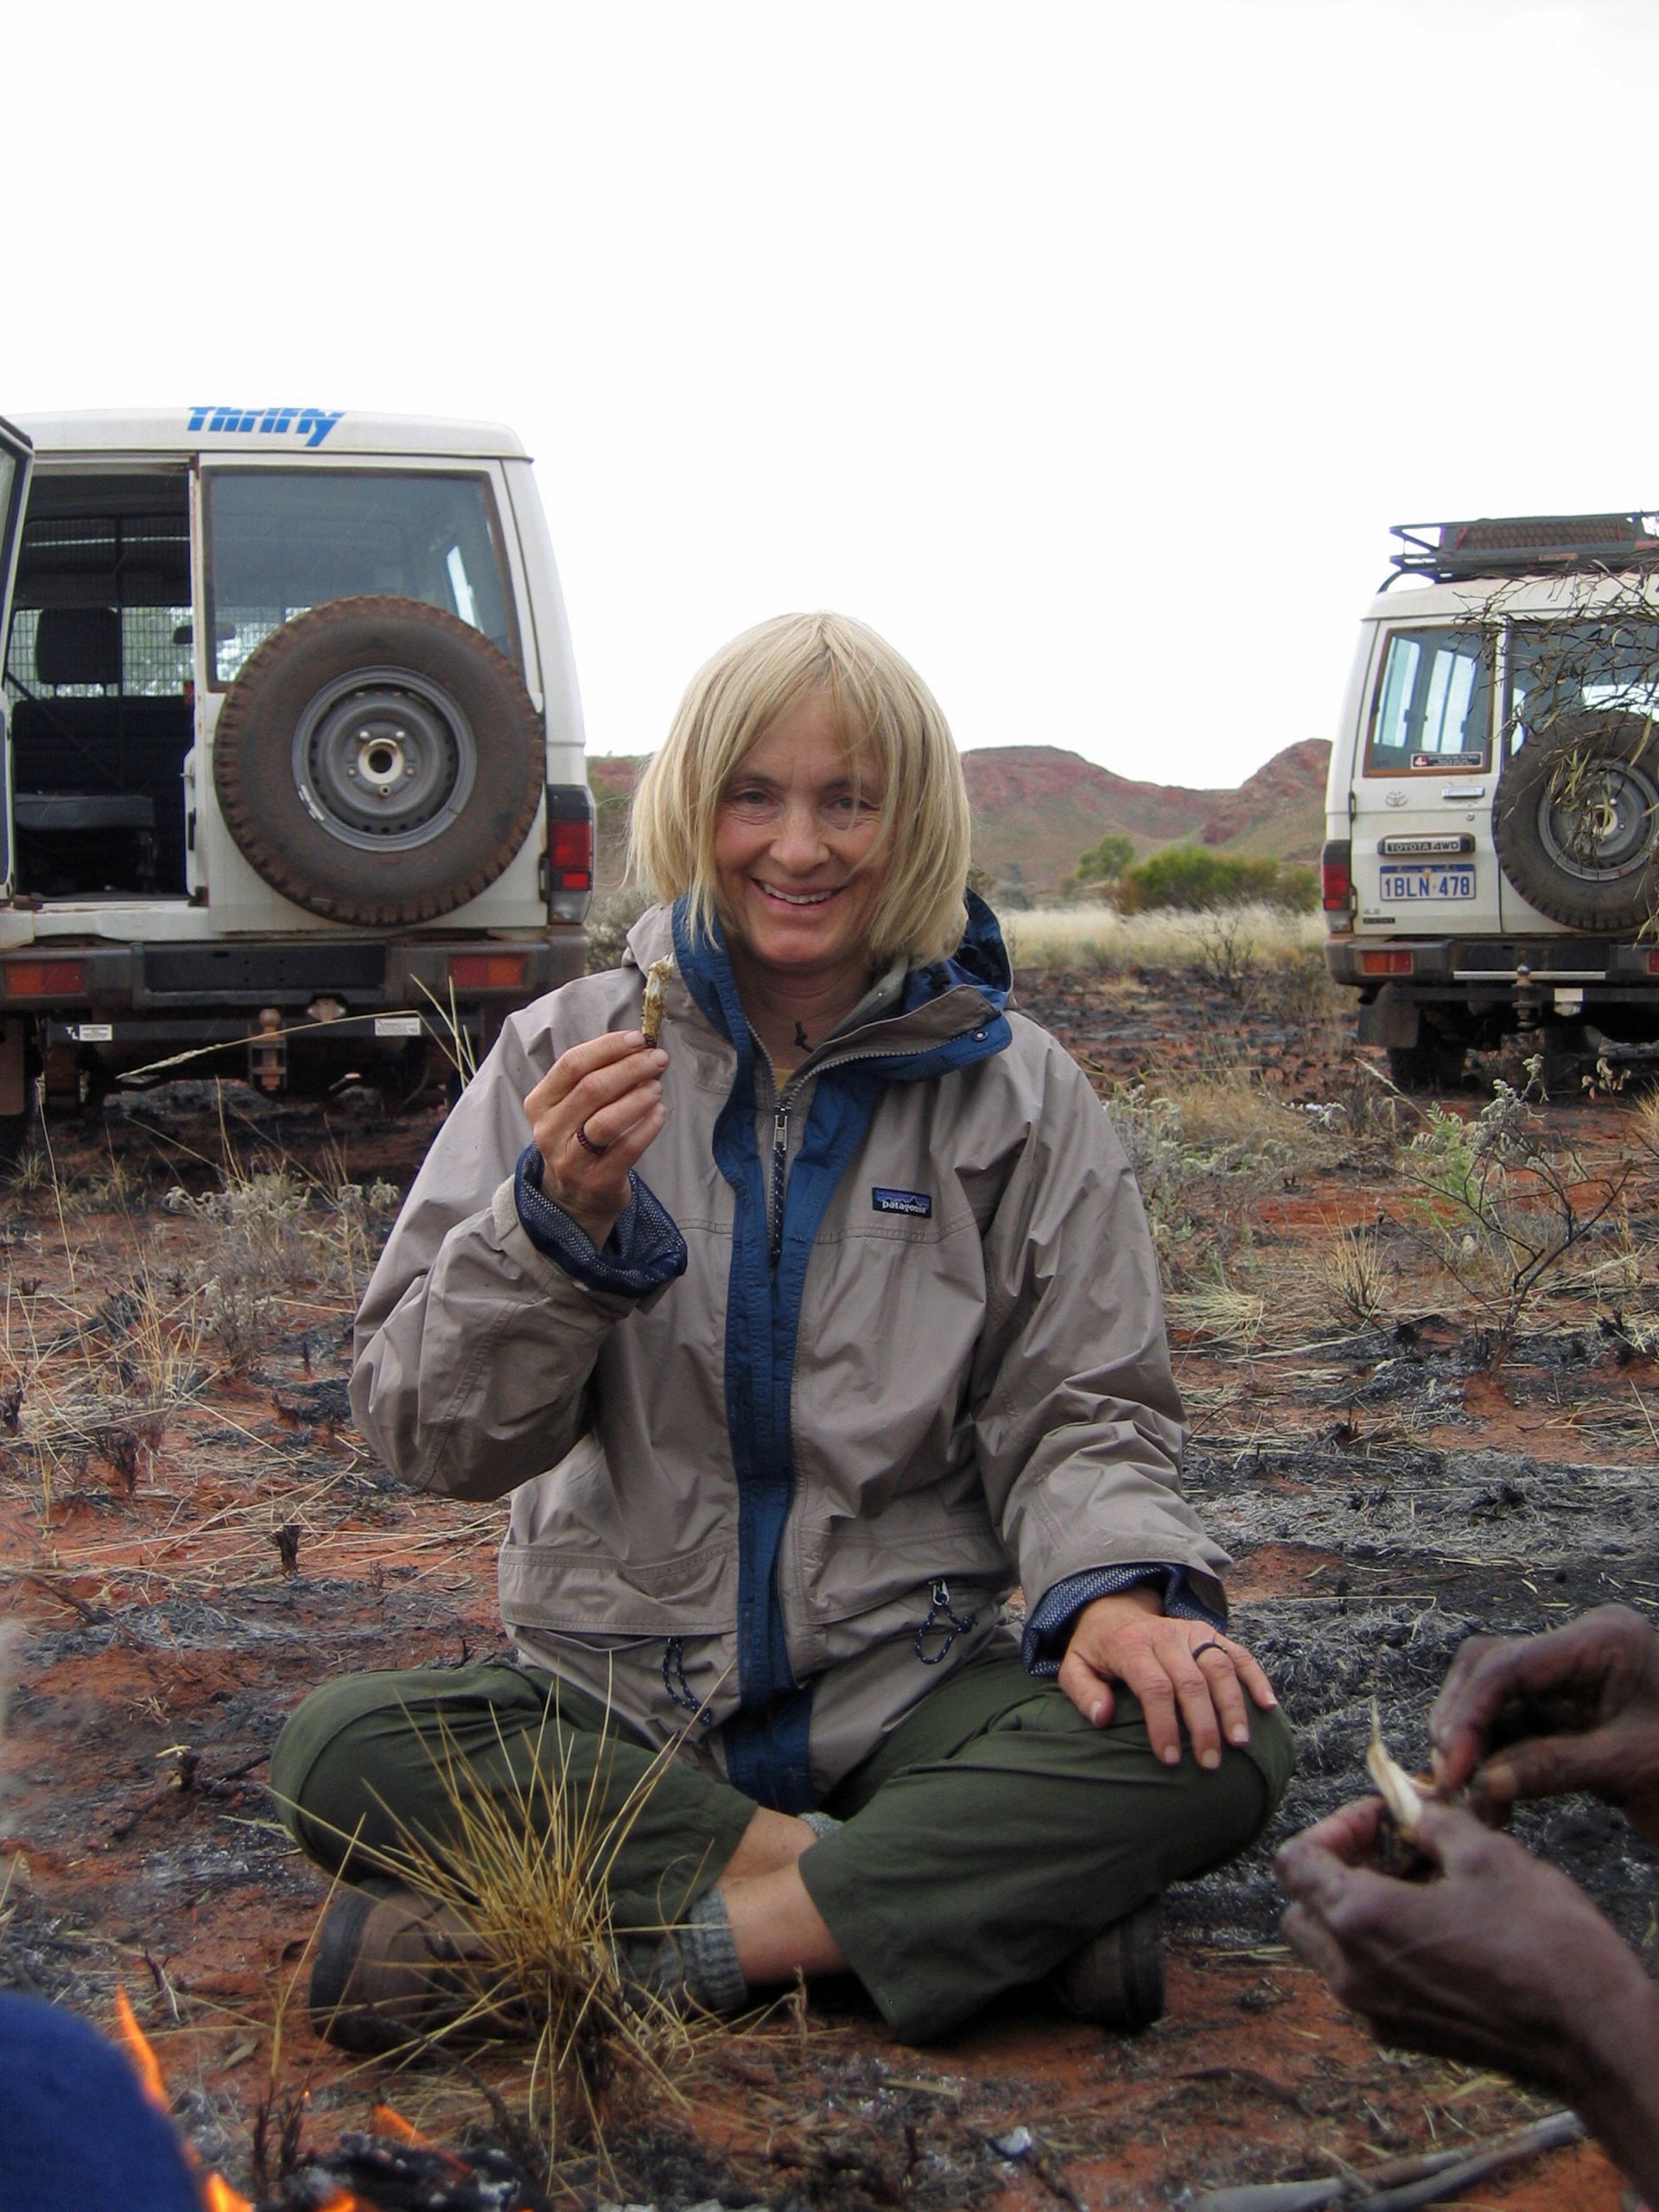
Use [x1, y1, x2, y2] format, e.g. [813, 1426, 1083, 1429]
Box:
[1409, 750, 1485, 771]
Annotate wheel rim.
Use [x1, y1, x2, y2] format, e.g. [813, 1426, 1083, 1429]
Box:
[292, 665, 478, 851]
[1537, 753, 1659, 883]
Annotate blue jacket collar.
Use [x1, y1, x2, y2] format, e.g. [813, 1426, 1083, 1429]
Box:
[899, 888, 1011, 1018]
[665, 892, 1011, 1077]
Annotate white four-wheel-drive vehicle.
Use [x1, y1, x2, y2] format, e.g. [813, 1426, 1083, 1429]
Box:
[0, 408, 593, 1139]
[1321, 512, 1659, 1088]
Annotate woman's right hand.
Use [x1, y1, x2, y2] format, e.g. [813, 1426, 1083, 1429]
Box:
[1429, 1605, 1659, 1844]
[524, 1031, 669, 1247]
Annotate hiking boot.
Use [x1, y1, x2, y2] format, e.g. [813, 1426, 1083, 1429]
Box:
[1052, 1897, 1165, 2031]
[309, 1878, 517, 2053]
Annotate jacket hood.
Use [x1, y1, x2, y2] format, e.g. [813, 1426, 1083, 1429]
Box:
[899, 889, 1011, 1017]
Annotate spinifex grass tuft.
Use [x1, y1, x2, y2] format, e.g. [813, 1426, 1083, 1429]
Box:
[1319, 1220, 1391, 1329]
[321, 1700, 703, 2171]
[1166, 1281, 1267, 1347]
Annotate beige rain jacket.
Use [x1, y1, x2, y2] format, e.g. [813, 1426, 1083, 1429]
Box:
[351, 899, 1230, 1808]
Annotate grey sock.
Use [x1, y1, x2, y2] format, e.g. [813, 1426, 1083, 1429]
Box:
[799, 1810, 844, 1840]
[677, 1888, 748, 2013]
[620, 1890, 747, 2016]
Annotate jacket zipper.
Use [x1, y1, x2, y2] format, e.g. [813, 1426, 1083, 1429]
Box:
[761, 1027, 986, 1269]
[769, 1096, 790, 1268]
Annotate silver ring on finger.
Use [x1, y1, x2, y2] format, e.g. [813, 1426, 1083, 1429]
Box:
[575, 1121, 611, 1157]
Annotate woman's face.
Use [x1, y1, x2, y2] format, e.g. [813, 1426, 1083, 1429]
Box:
[713, 688, 889, 1001]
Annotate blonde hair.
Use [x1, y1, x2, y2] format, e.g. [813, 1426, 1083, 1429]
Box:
[628, 613, 973, 967]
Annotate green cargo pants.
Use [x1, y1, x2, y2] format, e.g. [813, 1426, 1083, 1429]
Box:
[270, 1643, 1294, 2044]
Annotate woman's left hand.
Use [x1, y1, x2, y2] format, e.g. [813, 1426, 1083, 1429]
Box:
[1058, 1587, 1278, 1768]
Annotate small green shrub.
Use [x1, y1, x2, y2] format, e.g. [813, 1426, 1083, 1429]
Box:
[163, 1161, 399, 1368]
[1061, 833, 1135, 901]
[1117, 846, 1316, 915]
[1402, 1070, 1631, 1363]
[1276, 864, 1319, 910]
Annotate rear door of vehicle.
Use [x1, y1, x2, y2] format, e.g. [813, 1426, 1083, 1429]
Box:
[0, 417, 34, 893]
[1349, 615, 1503, 937]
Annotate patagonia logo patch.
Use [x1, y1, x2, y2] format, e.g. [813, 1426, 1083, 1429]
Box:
[872, 1186, 931, 1218]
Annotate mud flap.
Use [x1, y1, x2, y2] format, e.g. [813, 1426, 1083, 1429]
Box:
[0, 1020, 29, 1116]
[1357, 988, 1420, 1048]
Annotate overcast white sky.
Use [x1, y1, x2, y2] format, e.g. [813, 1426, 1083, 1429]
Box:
[12, 0, 1659, 790]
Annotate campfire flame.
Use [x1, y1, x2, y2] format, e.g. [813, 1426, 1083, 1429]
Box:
[202, 2179, 258, 2212]
[112, 1986, 359, 2212]
[112, 1986, 170, 2107]
[370, 2104, 436, 2150]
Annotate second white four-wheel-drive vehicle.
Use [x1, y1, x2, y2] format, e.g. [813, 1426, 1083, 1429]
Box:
[0, 408, 594, 1150]
[1322, 512, 1659, 1089]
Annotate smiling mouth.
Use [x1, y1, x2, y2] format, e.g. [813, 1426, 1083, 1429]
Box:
[753, 881, 842, 908]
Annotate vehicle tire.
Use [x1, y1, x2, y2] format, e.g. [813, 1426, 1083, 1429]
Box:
[1540, 1019, 1591, 1099]
[0, 1079, 41, 1177]
[1387, 1033, 1467, 1091]
[375, 1035, 435, 1116]
[213, 596, 544, 927]
[1492, 710, 1659, 931]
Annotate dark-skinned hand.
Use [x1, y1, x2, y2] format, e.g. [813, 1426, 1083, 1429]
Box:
[1428, 1604, 1659, 1845]
[1277, 1795, 1659, 2202]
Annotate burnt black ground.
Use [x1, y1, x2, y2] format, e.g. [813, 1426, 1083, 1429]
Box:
[1013, 965, 1659, 1961]
[2, 985, 1654, 2210]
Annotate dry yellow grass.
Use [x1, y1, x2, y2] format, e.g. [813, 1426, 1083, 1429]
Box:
[1165, 1281, 1268, 1347]
[1147, 1068, 1330, 1160]
[1313, 1223, 1391, 1330]
[289, 1706, 704, 2176]
[1003, 902, 1325, 974]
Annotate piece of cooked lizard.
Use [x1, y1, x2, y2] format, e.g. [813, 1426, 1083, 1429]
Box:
[641, 955, 676, 1048]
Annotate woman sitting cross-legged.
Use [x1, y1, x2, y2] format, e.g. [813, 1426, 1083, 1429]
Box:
[271, 611, 1293, 2049]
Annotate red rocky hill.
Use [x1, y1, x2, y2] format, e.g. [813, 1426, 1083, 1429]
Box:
[588, 741, 1331, 899]
[1190, 739, 1333, 859]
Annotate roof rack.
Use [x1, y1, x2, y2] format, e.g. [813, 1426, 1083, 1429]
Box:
[1389, 512, 1659, 584]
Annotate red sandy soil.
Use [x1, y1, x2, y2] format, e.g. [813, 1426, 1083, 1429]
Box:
[0, 970, 1650, 2210]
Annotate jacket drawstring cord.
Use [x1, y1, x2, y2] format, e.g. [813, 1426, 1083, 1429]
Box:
[914, 1579, 979, 1666]
[663, 1637, 714, 1723]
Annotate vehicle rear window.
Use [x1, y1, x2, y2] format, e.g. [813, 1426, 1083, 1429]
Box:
[4, 499, 192, 698]
[1365, 627, 1491, 772]
[1507, 619, 1659, 747]
[204, 469, 515, 686]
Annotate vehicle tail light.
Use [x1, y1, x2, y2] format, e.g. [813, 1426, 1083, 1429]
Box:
[449, 952, 528, 992]
[3, 958, 87, 998]
[545, 786, 595, 922]
[1648, 950, 1659, 975]
[1320, 840, 1352, 913]
[548, 817, 592, 889]
[1359, 950, 1414, 976]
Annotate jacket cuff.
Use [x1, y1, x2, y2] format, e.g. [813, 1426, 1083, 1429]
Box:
[1020, 1563, 1225, 1676]
[512, 1145, 688, 1296]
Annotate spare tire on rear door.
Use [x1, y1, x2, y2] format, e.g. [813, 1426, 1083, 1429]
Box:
[212, 595, 544, 927]
[1492, 708, 1659, 931]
